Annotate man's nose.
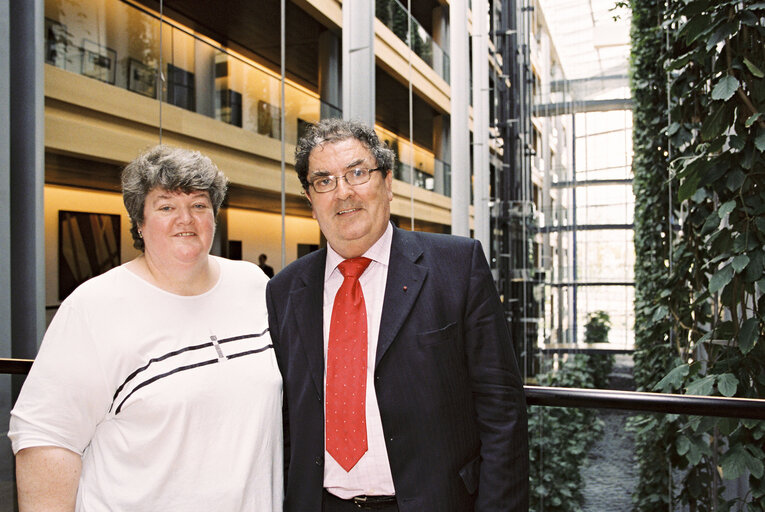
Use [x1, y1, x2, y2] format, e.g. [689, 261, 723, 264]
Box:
[334, 175, 355, 198]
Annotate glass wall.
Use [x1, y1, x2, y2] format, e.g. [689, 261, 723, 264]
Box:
[44, 0, 325, 146]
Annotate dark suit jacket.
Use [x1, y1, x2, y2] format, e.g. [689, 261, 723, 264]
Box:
[266, 226, 529, 512]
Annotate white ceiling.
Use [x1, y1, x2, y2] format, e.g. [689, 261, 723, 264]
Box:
[538, 0, 632, 81]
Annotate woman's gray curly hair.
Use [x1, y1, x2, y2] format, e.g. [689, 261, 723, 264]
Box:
[294, 118, 395, 190]
[121, 145, 228, 251]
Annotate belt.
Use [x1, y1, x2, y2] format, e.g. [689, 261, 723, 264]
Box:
[324, 489, 397, 510]
[351, 495, 397, 507]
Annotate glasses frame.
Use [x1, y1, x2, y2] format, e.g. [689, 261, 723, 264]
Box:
[308, 167, 385, 193]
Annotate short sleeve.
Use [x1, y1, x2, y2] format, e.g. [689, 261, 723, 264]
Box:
[9, 299, 112, 455]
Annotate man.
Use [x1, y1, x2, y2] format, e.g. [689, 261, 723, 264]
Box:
[266, 119, 529, 512]
[259, 253, 275, 278]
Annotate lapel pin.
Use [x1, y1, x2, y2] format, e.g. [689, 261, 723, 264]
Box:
[403, 286, 408, 291]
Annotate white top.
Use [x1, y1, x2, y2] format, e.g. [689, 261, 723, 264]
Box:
[322, 222, 395, 498]
[9, 257, 283, 511]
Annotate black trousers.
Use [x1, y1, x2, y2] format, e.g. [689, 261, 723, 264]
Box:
[322, 489, 399, 512]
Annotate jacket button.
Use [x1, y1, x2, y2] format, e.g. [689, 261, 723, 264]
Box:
[315, 456, 323, 466]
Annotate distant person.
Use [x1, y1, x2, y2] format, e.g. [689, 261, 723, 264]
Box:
[9, 145, 283, 511]
[259, 253, 275, 278]
[266, 119, 529, 512]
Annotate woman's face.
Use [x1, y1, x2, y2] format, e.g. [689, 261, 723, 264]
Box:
[140, 188, 215, 268]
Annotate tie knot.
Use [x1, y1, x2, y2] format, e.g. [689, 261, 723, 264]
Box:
[338, 257, 372, 279]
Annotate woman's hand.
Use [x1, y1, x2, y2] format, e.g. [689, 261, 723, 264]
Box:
[16, 446, 81, 512]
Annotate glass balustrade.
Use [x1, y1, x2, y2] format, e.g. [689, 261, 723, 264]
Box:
[43, 0, 337, 147]
[375, 0, 450, 84]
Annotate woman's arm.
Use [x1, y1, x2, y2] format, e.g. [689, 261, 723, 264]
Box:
[16, 446, 81, 512]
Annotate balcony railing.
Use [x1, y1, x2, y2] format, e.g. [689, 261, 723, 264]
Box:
[375, 0, 450, 84]
[3, 357, 762, 419]
[393, 159, 451, 197]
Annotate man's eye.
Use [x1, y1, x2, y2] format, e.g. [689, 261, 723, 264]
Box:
[318, 177, 334, 186]
[350, 168, 367, 177]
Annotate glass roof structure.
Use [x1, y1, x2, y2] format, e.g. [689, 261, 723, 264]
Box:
[539, 0, 631, 81]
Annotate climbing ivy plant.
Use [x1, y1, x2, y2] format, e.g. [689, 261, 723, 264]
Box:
[627, 0, 681, 509]
[629, 0, 765, 510]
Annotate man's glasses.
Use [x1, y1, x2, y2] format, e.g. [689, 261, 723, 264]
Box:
[309, 167, 384, 193]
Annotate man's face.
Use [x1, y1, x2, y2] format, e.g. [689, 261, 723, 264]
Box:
[306, 138, 393, 259]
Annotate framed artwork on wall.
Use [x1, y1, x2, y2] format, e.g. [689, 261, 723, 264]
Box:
[58, 211, 121, 301]
[128, 58, 156, 98]
[217, 89, 243, 127]
[167, 64, 196, 111]
[44, 18, 68, 69]
[81, 39, 117, 84]
[257, 100, 281, 139]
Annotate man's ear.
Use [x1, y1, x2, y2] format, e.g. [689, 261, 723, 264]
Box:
[304, 189, 317, 219]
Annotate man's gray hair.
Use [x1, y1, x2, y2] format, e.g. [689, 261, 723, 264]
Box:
[294, 118, 395, 190]
[121, 145, 228, 251]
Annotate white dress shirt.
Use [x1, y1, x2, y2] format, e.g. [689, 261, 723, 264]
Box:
[322, 222, 396, 498]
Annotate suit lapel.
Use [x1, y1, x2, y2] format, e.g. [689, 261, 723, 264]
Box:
[290, 250, 327, 399]
[376, 228, 427, 366]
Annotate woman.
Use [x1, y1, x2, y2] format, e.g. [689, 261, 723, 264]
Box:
[9, 146, 282, 511]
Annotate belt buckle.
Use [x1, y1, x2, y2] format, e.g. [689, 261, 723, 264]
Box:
[353, 496, 370, 508]
[352, 495, 394, 509]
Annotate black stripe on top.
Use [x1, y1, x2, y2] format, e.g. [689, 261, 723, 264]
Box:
[109, 329, 269, 413]
[113, 344, 274, 415]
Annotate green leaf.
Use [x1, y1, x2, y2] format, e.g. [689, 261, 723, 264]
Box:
[687, 375, 715, 396]
[744, 57, 765, 78]
[745, 113, 762, 128]
[716, 373, 739, 397]
[709, 265, 734, 294]
[739, 317, 759, 354]
[701, 104, 728, 141]
[711, 75, 739, 101]
[732, 254, 750, 273]
[726, 169, 746, 191]
[679, 14, 712, 44]
[718, 200, 736, 219]
[755, 130, 765, 152]
[706, 22, 739, 51]
[666, 122, 681, 136]
[721, 444, 764, 480]
[679, 174, 701, 202]
[696, 331, 713, 345]
[676, 435, 691, 456]
[653, 364, 689, 392]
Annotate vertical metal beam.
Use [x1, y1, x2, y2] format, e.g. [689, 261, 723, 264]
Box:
[318, 30, 341, 118]
[1, 0, 12, 358]
[571, 112, 578, 343]
[450, 0, 470, 236]
[9, 0, 46, 381]
[0, 0, 15, 497]
[342, 0, 375, 125]
[280, 0, 287, 269]
[472, 0, 490, 259]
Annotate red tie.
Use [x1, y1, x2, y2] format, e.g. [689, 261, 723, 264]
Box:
[326, 257, 372, 472]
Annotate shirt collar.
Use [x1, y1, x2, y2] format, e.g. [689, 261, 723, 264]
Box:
[325, 222, 393, 282]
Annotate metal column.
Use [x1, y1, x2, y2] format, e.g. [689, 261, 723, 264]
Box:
[472, 0, 491, 259]
[9, 0, 46, 379]
[342, 0, 375, 125]
[450, 0, 470, 236]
